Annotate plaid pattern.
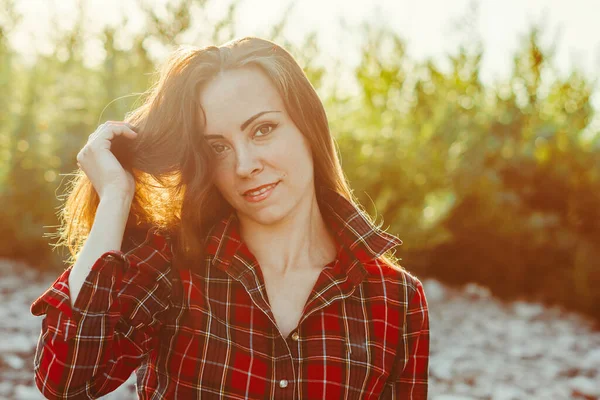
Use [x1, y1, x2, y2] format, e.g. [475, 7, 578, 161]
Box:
[31, 188, 429, 399]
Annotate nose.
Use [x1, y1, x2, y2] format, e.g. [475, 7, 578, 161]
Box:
[235, 144, 262, 178]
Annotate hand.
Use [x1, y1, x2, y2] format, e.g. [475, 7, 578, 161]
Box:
[76, 121, 138, 200]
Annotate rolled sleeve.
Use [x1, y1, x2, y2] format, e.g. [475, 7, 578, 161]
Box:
[30, 226, 174, 398]
[31, 250, 130, 340]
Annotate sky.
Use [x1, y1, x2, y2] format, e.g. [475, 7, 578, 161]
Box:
[9, 0, 600, 92]
[234, 0, 600, 83]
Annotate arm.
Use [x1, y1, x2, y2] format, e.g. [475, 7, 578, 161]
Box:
[382, 278, 430, 399]
[30, 200, 174, 399]
[68, 193, 132, 306]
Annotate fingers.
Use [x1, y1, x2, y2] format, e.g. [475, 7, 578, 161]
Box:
[88, 121, 138, 144]
[78, 121, 138, 167]
[124, 122, 138, 132]
[110, 121, 138, 138]
[113, 121, 139, 135]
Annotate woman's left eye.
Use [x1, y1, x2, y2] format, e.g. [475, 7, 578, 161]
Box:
[254, 123, 276, 137]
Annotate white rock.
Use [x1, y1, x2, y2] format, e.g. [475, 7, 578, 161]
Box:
[569, 376, 600, 396]
[580, 348, 600, 369]
[14, 385, 44, 400]
[491, 385, 529, 400]
[430, 357, 455, 381]
[463, 282, 491, 299]
[512, 301, 544, 320]
[0, 334, 36, 353]
[0, 381, 12, 396]
[3, 354, 25, 369]
[422, 279, 447, 303]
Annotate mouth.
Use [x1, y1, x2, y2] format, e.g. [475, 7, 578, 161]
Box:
[242, 181, 280, 203]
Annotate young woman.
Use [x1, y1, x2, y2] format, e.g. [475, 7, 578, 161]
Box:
[31, 37, 429, 399]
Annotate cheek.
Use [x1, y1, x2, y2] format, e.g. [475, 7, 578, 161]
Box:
[213, 166, 235, 196]
[287, 136, 313, 173]
[276, 130, 312, 167]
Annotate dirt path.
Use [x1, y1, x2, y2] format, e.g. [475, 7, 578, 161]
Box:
[1, 260, 598, 399]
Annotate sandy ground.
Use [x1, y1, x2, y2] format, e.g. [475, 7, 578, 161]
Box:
[1, 259, 598, 400]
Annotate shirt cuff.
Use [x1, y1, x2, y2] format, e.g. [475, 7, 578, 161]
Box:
[31, 250, 128, 340]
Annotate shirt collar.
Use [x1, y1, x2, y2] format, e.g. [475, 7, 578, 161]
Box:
[205, 187, 402, 283]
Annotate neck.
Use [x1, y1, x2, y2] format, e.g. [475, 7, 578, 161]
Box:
[238, 189, 337, 277]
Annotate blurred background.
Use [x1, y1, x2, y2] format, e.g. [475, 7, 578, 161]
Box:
[1, 0, 599, 398]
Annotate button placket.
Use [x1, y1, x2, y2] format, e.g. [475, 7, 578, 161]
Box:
[275, 336, 296, 399]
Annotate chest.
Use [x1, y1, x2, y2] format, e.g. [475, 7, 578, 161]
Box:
[157, 270, 402, 399]
[261, 267, 322, 338]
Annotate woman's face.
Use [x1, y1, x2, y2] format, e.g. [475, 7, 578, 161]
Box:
[200, 67, 315, 226]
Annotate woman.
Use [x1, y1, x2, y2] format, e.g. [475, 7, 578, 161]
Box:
[31, 37, 429, 399]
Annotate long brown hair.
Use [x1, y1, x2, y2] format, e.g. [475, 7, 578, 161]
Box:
[58, 36, 400, 270]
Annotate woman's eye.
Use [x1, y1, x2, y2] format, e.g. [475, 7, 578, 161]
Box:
[211, 143, 228, 155]
[254, 123, 276, 137]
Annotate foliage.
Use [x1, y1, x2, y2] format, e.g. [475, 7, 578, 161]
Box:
[0, 1, 598, 321]
[329, 24, 599, 319]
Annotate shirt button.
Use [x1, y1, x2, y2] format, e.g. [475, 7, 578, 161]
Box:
[291, 332, 299, 341]
[279, 379, 288, 388]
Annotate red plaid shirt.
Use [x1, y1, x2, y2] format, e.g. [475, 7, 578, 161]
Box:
[31, 189, 429, 399]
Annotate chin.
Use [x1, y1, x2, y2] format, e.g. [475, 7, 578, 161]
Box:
[246, 205, 288, 225]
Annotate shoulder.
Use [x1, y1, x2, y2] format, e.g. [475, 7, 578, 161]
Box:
[121, 224, 174, 266]
[361, 257, 425, 301]
[360, 258, 429, 339]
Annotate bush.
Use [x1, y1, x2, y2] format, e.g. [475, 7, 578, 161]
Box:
[1, 3, 598, 321]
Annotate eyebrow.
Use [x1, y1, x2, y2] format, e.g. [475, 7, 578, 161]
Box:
[204, 110, 281, 140]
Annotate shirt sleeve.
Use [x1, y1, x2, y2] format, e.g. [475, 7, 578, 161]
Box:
[382, 277, 430, 399]
[30, 226, 174, 399]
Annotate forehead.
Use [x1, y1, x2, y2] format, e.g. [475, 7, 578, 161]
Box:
[200, 67, 284, 133]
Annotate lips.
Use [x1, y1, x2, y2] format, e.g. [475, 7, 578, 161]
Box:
[243, 181, 280, 196]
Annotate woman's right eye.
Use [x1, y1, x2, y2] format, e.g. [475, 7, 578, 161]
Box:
[211, 143, 228, 155]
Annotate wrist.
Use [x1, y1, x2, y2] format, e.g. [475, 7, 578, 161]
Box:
[100, 188, 134, 203]
[98, 191, 134, 211]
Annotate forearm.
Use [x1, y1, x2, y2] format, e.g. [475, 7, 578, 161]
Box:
[68, 192, 133, 306]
